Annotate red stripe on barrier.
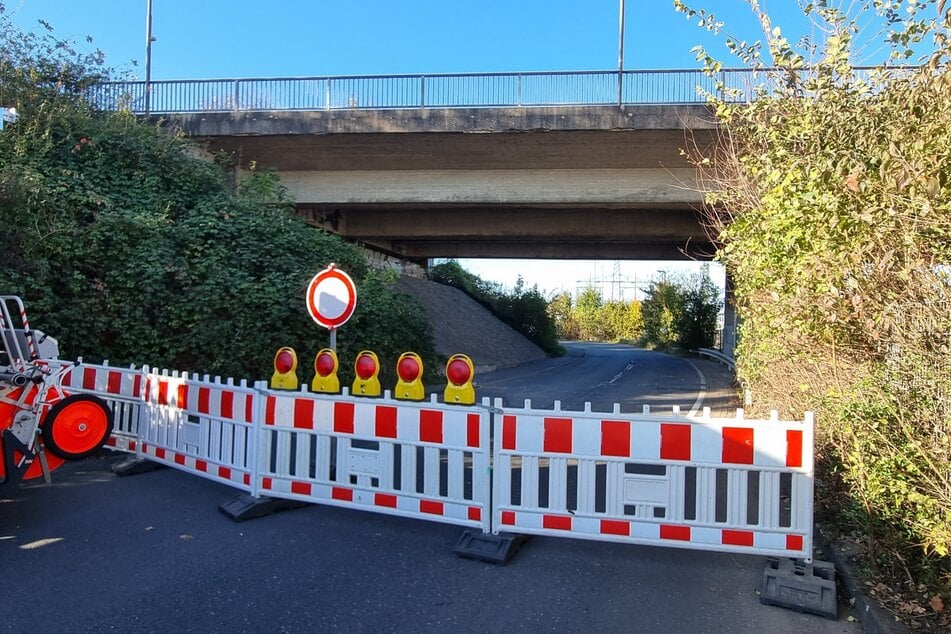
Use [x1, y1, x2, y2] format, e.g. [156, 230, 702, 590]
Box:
[245, 394, 255, 423]
[291, 481, 311, 496]
[196, 460, 208, 472]
[601, 420, 631, 457]
[543, 514, 572, 530]
[468, 507, 481, 522]
[375, 493, 397, 508]
[262, 477, 273, 490]
[174, 453, 186, 466]
[198, 387, 210, 414]
[420, 500, 444, 515]
[722, 529, 754, 547]
[332, 487, 353, 502]
[265, 396, 276, 425]
[660, 423, 691, 461]
[105, 437, 117, 447]
[501, 510, 516, 525]
[155, 447, 166, 460]
[294, 398, 314, 429]
[144, 378, 152, 402]
[786, 430, 803, 468]
[600, 519, 630, 536]
[467, 413, 480, 448]
[107, 371, 122, 395]
[221, 391, 234, 419]
[420, 410, 443, 443]
[544, 417, 572, 453]
[243, 473, 250, 486]
[83, 367, 96, 390]
[177, 384, 188, 410]
[334, 402, 354, 434]
[158, 380, 169, 406]
[502, 416, 517, 450]
[786, 534, 804, 551]
[375, 405, 397, 438]
[133, 375, 142, 399]
[660, 525, 691, 541]
[218, 466, 231, 480]
[722, 427, 754, 464]
[129, 440, 137, 451]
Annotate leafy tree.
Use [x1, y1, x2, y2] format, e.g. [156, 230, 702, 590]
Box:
[640, 280, 683, 348]
[575, 286, 605, 341]
[547, 291, 579, 339]
[0, 6, 435, 383]
[676, 0, 951, 587]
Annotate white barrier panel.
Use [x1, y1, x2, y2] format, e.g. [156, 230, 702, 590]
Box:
[260, 388, 492, 533]
[56, 360, 145, 453]
[138, 369, 260, 492]
[492, 401, 814, 560]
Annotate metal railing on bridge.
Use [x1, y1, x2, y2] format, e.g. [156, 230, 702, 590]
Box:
[84, 67, 885, 115]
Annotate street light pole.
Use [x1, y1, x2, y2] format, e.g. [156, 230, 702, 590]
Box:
[617, 0, 626, 106]
[145, 0, 154, 114]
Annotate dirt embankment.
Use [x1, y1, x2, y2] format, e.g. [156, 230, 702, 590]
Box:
[393, 276, 545, 372]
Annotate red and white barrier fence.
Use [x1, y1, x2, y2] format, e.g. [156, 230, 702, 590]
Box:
[492, 400, 814, 560]
[259, 388, 491, 532]
[66, 361, 814, 561]
[138, 369, 261, 492]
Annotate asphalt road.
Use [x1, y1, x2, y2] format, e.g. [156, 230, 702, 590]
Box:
[1, 343, 858, 633]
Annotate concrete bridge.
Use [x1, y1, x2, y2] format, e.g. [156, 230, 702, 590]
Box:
[93, 70, 728, 262]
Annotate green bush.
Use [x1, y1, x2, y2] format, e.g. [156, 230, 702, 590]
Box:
[0, 8, 435, 384]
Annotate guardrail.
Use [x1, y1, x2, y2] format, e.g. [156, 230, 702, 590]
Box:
[696, 347, 736, 371]
[86, 66, 887, 115]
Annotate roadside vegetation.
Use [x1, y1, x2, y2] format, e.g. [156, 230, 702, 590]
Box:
[676, 0, 950, 621]
[0, 5, 435, 386]
[548, 272, 720, 351]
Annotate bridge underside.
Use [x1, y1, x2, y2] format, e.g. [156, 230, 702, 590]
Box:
[177, 105, 717, 261]
[296, 203, 713, 260]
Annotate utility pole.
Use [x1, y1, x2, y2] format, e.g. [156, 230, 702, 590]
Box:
[145, 0, 154, 115]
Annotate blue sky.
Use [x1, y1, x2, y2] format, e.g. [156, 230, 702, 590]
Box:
[2, 1, 912, 297]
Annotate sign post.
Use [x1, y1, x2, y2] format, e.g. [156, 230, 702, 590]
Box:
[305, 264, 357, 351]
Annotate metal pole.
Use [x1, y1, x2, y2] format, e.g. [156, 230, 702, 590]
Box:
[145, 0, 154, 115]
[617, 0, 626, 106]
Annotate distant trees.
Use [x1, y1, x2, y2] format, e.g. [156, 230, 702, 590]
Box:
[548, 288, 644, 343]
[550, 274, 720, 349]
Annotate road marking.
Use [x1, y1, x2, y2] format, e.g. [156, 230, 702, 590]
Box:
[607, 362, 635, 385]
[684, 358, 707, 417]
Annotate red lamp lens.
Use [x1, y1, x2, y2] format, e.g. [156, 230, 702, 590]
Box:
[275, 350, 294, 373]
[397, 357, 420, 382]
[356, 354, 377, 380]
[446, 359, 471, 386]
[315, 352, 335, 377]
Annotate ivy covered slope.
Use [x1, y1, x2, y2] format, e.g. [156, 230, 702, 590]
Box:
[677, 0, 950, 594]
[0, 9, 434, 383]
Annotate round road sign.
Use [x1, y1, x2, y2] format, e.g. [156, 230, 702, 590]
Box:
[306, 264, 357, 330]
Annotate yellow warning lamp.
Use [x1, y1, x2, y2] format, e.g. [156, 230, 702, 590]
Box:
[311, 348, 340, 394]
[351, 350, 381, 397]
[270, 347, 299, 390]
[443, 354, 475, 405]
[394, 352, 425, 401]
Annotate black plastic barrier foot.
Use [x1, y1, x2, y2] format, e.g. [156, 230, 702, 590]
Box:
[218, 492, 310, 522]
[111, 456, 168, 477]
[760, 558, 838, 619]
[453, 530, 530, 565]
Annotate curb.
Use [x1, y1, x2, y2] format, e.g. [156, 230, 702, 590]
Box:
[814, 526, 910, 633]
